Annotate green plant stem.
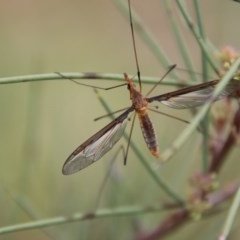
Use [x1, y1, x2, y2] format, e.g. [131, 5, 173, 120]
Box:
[220, 186, 240, 239]
[193, 0, 209, 173]
[175, 0, 219, 74]
[0, 204, 167, 235]
[162, 0, 197, 82]
[0, 72, 190, 87]
[160, 57, 240, 163]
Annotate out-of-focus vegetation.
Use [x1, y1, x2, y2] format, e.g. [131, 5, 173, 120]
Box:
[0, 0, 240, 239]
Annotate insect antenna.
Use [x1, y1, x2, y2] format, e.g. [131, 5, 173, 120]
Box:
[55, 72, 127, 90]
[128, 0, 141, 92]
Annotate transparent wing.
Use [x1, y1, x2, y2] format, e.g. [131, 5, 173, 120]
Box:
[161, 83, 237, 108]
[147, 80, 240, 109]
[62, 109, 132, 175]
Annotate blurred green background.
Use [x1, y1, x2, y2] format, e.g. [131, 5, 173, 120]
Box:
[0, 0, 240, 239]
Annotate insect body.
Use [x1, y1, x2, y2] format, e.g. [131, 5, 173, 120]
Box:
[62, 72, 240, 175]
[63, 73, 156, 175]
[125, 73, 159, 157]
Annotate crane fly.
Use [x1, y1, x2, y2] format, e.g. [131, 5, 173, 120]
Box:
[63, 74, 240, 175]
[62, 0, 240, 175]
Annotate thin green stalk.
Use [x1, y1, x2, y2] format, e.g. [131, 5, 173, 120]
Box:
[175, 0, 219, 75]
[162, 0, 197, 82]
[0, 72, 191, 87]
[220, 186, 240, 239]
[0, 204, 167, 235]
[193, 1, 205, 49]
[112, 0, 179, 80]
[193, 0, 209, 173]
[160, 57, 240, 163]
[94, 89, 185, 204]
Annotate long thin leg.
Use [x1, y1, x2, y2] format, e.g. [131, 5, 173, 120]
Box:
[128, 0, 141, 92]
[145, 65, 176, 97]
[124, 112, 137, 165]
[56, 72, 127, 90]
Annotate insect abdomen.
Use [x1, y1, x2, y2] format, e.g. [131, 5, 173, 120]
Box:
[138, 111, 159, 157]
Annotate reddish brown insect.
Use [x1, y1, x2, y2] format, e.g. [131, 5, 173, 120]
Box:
[63, 72, 240, 175]
[62, 0, 240, 175]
